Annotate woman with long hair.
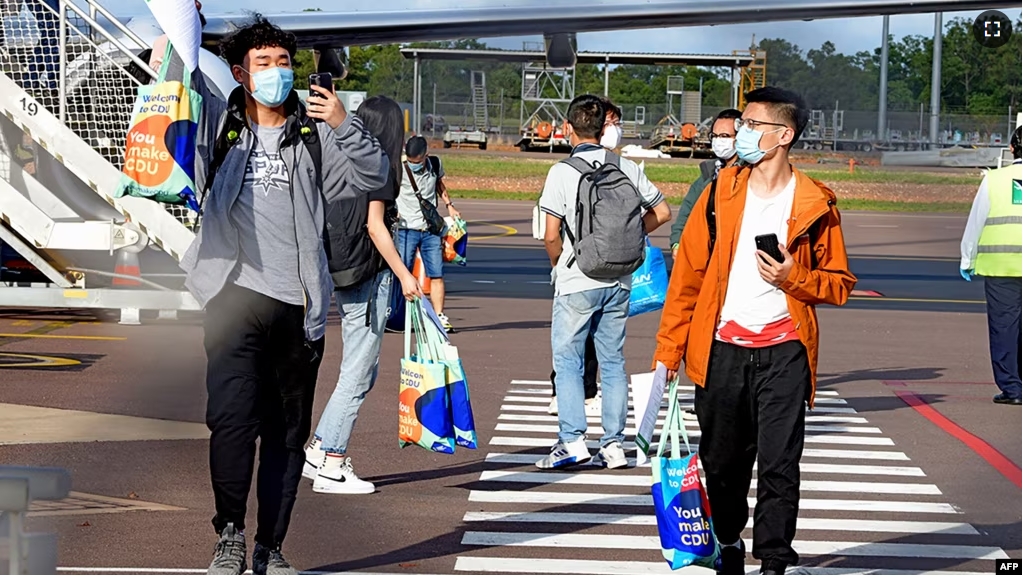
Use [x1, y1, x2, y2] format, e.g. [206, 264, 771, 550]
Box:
[303, 95, 422, 494]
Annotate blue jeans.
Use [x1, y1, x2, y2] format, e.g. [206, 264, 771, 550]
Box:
[313, 270, 392, 454]
[551, 286, 631, 446]
[396, 229, 443, 279]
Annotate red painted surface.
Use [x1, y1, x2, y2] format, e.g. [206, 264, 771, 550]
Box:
[893, 389, 1022, 489]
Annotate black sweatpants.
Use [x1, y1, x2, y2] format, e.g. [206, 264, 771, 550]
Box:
[203, 283, 324, 549]
[694, 340, 810, 566]
[983, 276, 1022, 399]
[551, 333, 598, 399]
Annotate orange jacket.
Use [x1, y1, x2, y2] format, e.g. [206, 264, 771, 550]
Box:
[652, 165, 857, 407]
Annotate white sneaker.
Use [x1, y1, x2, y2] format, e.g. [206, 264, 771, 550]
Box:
[312, 456, 375, 494]
[547, 397, 558, 415]
[591, 441, 629, 469]
[535, 438, 591, 469]
[303, 442, 325, 480]
[682, 408, 698, 421]
[585, 396, 602, 417]
[437, 313, 454, 333]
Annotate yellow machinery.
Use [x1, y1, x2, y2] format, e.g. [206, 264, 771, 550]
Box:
[734, 48, 767, 109]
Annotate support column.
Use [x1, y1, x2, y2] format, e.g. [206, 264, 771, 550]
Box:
[878, 15, 890, 139]
[603, 56, 609, 97]
[929, 12, 942, 145]
[413, 53, 420, 134]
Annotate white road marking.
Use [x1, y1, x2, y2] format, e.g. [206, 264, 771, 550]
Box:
[453, 556, 992, 575]
[466, 490, 961, 514]
[482, 453, 924, 476]
[478, 471, 941, 494]
[460, 532, 1007, 559]
[461, 511, 977, 534]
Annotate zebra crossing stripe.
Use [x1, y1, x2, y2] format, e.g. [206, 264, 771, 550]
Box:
[493, 422, 886, 438]
[497, 413, 871, 426]
[466, 490, 961, 514]
[477, 471, 942, 494]
[460, 511, 978, 535]
[452, 556, 993, 575]
[459, 532, 1008, 559]
[482, 453, 925, 476]
[500, 402, 859, 414]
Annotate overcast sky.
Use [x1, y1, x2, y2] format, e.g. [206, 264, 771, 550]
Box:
[108, 1, 1021, 58]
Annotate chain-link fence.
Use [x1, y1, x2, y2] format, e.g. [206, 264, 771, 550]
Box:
[1, 0, 197, 227]
[420, 84, 1014, 148]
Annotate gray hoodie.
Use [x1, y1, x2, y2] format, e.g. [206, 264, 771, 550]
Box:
[178, 58, 389, 342]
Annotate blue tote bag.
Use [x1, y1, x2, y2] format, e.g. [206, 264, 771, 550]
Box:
[629, 237, 669, 317]
[650, 377, 720, 570]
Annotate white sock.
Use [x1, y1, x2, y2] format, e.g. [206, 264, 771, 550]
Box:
[321, 453, 346, 471]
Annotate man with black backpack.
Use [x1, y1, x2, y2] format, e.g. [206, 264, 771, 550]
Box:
[160, 15, 389, 575]
[536, 94, 671, 470]
[653, 87, 855, 575]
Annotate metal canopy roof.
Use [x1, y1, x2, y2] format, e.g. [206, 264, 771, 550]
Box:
[399, 48, 753, 68]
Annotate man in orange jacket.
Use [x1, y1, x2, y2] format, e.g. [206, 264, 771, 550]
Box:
[652, 87, 856, 575]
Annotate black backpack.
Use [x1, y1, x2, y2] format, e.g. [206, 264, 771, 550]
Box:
[201, 109, 323, 210]
[704, 174, 822, 267]
[325, 170, 397, 291]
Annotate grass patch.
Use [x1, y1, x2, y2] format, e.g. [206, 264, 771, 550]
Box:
[449, 189, 971, 213]
[438, 155, 979, 185]
[835, 198, 971, 213]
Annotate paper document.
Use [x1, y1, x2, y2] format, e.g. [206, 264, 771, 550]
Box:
[631, 362, 668, 465]
[144, 0, 202, 71]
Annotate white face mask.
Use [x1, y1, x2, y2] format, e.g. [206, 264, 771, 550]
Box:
[600, 125, 623, 150]
[711, 136, 737, 160]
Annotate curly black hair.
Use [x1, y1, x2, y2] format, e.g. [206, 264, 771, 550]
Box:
[219, 14, 297, 68]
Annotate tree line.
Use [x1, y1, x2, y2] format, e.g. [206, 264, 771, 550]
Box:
[291, 16, 1020, 117]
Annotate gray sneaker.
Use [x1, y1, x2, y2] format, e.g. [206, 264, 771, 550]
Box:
[253, 543, 297, 575]
[208, 523, 247, 575]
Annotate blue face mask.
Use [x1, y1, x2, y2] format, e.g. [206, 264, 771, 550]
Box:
[735, 125, 783, 165]
[408, 161, 424, 172]
[244, 67, 294, 108]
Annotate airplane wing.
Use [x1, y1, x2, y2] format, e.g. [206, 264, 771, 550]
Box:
[200, 0, 1018, 48]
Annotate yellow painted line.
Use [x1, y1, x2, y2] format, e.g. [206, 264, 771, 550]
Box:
[850, 296, 985, 304]
[63, 289, 88, 299]
[0, 352, 81, 368]
[468, 220, 518, 241]
[0, 333, 126, 341]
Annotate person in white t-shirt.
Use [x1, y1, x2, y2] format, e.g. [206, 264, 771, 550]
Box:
[536, 94, 671, 471]
[653, 87, 856, 575]
[547, 96, 624, 418]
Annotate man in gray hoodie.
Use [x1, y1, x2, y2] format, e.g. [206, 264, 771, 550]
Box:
[165, 15, 388, 575]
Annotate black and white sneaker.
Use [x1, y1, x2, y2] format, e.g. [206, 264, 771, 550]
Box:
[312, 456, 375, 494]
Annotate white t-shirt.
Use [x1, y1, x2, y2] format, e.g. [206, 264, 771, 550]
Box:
[538, 145, 665, 296]
[397, 157, 445, 231]
[717, 175, 796, 341]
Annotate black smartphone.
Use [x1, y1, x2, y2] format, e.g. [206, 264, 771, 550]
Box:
[755, 233, 785, 264]
[308, 72, 334, 96]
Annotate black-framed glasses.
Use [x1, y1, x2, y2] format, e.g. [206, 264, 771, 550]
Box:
[709, 132, 735, 139]
[735, 117, 789, 131]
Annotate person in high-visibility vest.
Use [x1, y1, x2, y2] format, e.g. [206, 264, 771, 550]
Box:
[960, 125, 1022, 406]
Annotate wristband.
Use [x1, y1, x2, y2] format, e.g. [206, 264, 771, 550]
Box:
[671, 243, 679, 250]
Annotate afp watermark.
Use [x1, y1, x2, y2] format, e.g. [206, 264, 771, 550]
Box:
[995, 559, 1022, 575]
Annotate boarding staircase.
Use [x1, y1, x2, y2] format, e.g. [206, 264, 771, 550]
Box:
[0, 0, 199, 314]
[470, 70, 488, 132]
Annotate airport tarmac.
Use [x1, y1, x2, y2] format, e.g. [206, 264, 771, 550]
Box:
[0, 200, 1019, 574]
